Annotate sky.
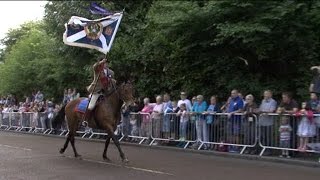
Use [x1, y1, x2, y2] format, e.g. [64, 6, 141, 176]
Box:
[0, 1, 47, 42]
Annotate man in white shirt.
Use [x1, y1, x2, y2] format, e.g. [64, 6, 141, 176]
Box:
[258, 90, 277, 155]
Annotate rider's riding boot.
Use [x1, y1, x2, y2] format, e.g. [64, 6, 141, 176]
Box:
[82, 109, 92, 127]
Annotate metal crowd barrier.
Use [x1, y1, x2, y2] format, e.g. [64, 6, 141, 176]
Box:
[120, 112, 153, 144]
[1, 111, 319, 158]
[195, 113, 258, 154]
[258, 113, 320, 156]
[0, 112, 9, 129]
[122, 112, 257, 152]
[149, 112, 196, 148]
[0, 112, 59, 135]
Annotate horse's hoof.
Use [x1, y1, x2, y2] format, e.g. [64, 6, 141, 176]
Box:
[59, 149, 64, 154]
[122, 158, 129, 164]
[75, 155, 82, 159]
[103, 157, 112, 162]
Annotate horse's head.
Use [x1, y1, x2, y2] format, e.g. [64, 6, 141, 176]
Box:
[119, 81, 135, 107]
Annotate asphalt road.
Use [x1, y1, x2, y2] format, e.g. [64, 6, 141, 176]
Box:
[0, 131, 319, 180]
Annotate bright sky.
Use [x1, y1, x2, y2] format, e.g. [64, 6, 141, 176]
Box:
[0, 1, 47, 42]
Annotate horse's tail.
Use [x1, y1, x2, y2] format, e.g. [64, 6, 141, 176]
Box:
[52, 104, 67, 129]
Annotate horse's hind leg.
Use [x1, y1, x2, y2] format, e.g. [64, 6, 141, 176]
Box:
[111, 132, 128, 163]
[69, 133, 81, 158]
[60, 136, 70, 154]
[102, 134, 111, 161]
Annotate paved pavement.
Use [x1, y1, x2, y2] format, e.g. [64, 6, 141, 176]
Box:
[0, 131, 319, 180]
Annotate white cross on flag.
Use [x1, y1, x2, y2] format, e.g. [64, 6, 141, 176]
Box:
[63, 12, 123, 54]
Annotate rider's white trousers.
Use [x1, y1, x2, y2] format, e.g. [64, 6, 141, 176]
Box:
[88, 93, 100, 110]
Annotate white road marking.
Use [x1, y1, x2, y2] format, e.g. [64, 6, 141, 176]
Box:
[65, 155, 174, 176]
[0, 144, 32, 151]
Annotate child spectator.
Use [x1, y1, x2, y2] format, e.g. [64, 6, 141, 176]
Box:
[172, 101, 178, 113]
[176, 103, 188, 147]
[296, 102, 316, 152]
[279, 116, 292, 158]
[130, 113, 139, 141]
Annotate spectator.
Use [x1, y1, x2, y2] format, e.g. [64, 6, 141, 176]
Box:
[309, 92, 320, 113]
[176, 103, 189, 147]
[203, 96, 221, 150]
[177, 92, 192, 112]
[67, 88, 73, 102]
[296, 102, 316, 152]
[121, 104, 131, 141]
[151, 95, 164, 145]
[242, 94, 258, 154]
[227, 89, 244, 153]
[277, 92, 299, 154]
[172, 101, 178, 113]
[258, 90, 277, 155]
[72, 88, 80, 100]
[62, 89, 69, 105]
[204, 96, 221, 123]
[30, 103, 39, 129]
[140, 98, 153, 143]
[238, 92, 246, 106]
[279, 116, 292, 158]
[191, 96, 197, 106]
[309, 66, 320, 94]
[221, 97, 231, 113]
[191, 95, 208, 149]
[277, 92, 299, 114]
[38, 101, 47, 132]
[162, 93, 173, 139]
[46, 101, 55, 130]
[1, 104, 11, 126]
[34, 91, 44, 103]
[30, 90, 36, 102]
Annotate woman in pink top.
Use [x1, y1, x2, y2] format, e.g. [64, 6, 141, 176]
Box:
[140, 98, 153, 142]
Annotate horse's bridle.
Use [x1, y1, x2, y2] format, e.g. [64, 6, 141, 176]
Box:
[103, 80, 127, 106]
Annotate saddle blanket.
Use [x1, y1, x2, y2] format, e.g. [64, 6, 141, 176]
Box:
[75, 98, 89, 114]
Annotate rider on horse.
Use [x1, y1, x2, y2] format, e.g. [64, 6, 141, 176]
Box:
[86, 57, 115, 114]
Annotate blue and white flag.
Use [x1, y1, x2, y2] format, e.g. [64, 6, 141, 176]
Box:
[63, 12, 123, 54]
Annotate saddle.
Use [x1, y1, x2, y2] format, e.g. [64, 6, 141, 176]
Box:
[75, 96, 105, 114]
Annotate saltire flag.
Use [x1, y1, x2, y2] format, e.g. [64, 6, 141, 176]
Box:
[63, 12, 123, 54]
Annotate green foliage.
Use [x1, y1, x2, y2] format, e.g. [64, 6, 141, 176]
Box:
[0, 21, 90, 101]
[1, 1, 320, 103]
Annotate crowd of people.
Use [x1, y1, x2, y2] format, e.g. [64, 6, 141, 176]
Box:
[119, 66, 320, 157]
[1, 66, 320, 160]
[121, 90, 319, 153]
[0, 88, 80, 131]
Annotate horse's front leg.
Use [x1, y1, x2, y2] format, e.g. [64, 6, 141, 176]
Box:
[102, 134, 112, 162]
[111, 131, 129, 163]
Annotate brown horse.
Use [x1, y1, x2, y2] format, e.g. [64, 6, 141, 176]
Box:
[52, 82, 135, 162]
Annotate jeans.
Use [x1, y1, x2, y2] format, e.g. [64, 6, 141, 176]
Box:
[179, 121, 188, 139]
